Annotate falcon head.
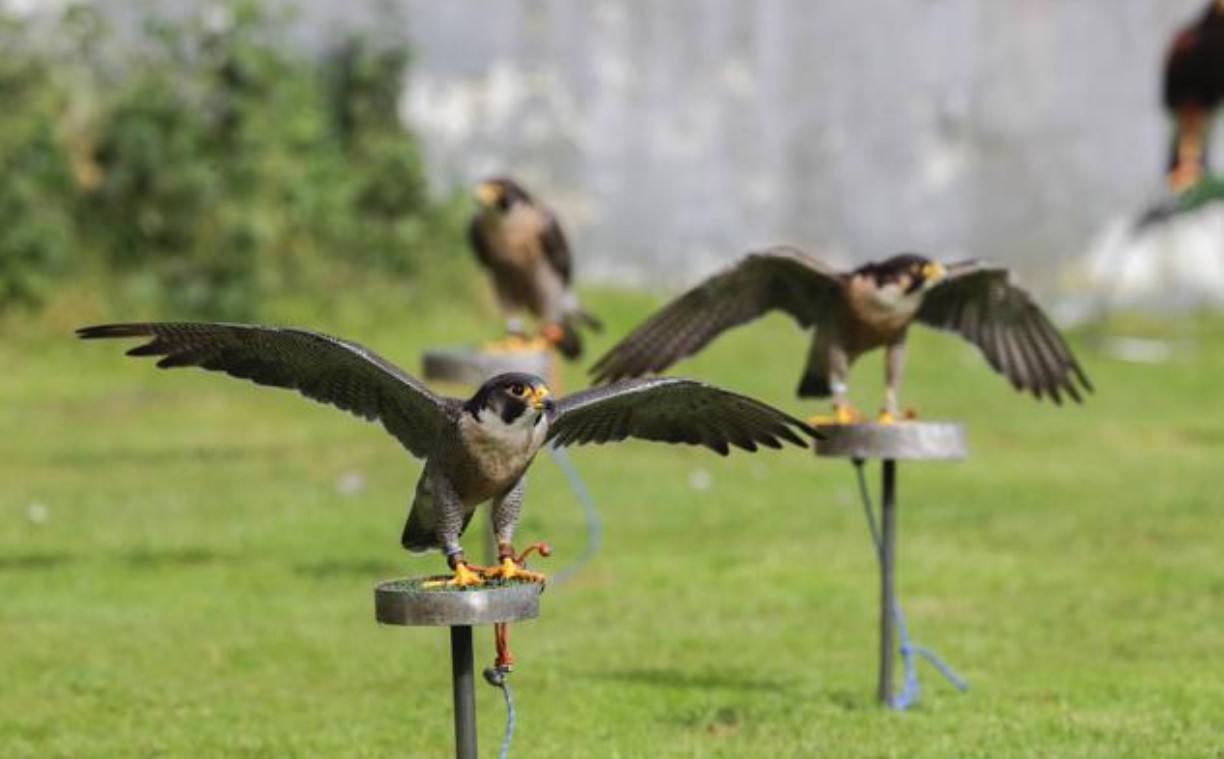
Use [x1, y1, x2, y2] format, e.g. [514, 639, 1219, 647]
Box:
[465, 372, 554, 426]
[858, 253, 947, 295]
[474, 177, 533, 214]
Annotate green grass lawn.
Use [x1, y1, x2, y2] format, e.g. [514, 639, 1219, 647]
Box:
[2, 294, 1223, 757]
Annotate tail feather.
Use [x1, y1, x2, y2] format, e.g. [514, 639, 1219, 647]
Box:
[400, 506, 437, 553]
[553, 320, 584, 359]
[551, 308, 602, 360]
[797, 370, 831, 398]
[797, 335, 832, 398]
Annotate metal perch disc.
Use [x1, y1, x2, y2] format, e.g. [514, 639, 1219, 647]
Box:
[814, 421, 967, 461]
[374, 578, 542, 627]
[375, 578, 544, 759]
[422, 347, 553, 387]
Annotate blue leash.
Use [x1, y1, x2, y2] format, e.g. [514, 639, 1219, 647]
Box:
[546, 445, 604, 586]
[853, 460, 968, 709]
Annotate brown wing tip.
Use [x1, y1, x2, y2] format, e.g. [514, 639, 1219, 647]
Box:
[76, 323, 153, 340]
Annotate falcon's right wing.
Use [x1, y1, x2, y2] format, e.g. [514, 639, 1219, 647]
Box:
[589, 247, 844, 383]
[77, 322, 454, 459]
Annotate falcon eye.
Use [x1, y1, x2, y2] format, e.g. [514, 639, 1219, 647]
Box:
[510, 383, 526, 397]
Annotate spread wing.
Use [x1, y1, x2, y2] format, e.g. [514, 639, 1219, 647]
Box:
[77, 322, 454, 458]
[539, 210, 572, 284]
[547, 377, 818, 455]
[589, 247, 843, 383]
[916, 262, 1093, 404]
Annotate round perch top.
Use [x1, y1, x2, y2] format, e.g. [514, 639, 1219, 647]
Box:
[422, 347, 553, 387]
[814, 422, 967, 461]
[374, 578, 543, 627]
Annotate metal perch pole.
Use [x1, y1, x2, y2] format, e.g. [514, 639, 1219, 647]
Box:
[878, 459, 898, 706]
[815, 421, 967, 708]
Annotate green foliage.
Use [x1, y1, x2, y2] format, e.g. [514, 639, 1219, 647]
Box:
[0, 18, 76, 309]
[0, 1, 451, 319]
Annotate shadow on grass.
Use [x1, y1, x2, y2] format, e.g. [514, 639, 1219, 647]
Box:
[41, 443, 291, 468]
[0, 553, 74, 571]
[294, 559, 405, 579]
[587, 667, 793, 694]
[121, 547, 227, 568]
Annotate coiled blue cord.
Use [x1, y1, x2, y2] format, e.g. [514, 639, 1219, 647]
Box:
[546, 445, 603, 586]
[853, 459, 969, 709]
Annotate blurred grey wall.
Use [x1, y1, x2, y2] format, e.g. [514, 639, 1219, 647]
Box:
[396, 1, 1208, 291]
[68, 1, 1218, 295]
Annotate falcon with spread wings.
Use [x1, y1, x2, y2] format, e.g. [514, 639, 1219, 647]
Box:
[590, 248, 1092, 424]
[469, 177, 602, 359]
[79, 322, 815, 586]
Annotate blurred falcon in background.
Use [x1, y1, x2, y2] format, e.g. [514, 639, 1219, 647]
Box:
[79, 322, 815, 587]
[1164, 0, 1224, 191]
[591, 248, 1092, 425]
[469, 177, 602, 359]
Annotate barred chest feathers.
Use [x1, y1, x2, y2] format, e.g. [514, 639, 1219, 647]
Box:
[457, 407, 550, 485]
[846, 275, 925, 332]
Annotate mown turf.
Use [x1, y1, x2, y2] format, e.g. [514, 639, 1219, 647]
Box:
[2, 295, 1222, 757]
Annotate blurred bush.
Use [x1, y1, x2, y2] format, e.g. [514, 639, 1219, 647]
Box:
[0, 1, 457, 319]
[0, 16, 76, 309]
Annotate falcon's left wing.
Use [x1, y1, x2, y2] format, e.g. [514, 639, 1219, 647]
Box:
[916, 262, 1093, 404]
[547, 377, 817, 455]
[538, 210, 572, 284]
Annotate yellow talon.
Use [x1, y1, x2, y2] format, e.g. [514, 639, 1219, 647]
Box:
[877, 410, 897, 425]
[483, 335, 551, 355]
[483, 557, 546, 584]
[423, 562, 485, 589]
[809, 405, 863, 426]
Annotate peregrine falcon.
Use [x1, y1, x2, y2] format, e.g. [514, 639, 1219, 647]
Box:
[1164, 1, 1224, 191]
[78, 322, 815, 587]
[590, 248, 1092, 424]
[469, 177, 602, 359]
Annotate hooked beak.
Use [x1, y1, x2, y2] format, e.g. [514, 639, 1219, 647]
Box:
[921, 261, 947, 283]
[529, 386, 552, 412]
[475, 182, 500, 208]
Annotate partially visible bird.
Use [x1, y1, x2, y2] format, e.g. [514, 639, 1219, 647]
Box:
[1164, 1, 1224, 192]
[79, 322, 815, 587]
[590, 248, 1092, 424]
[469, 177, 602, 359]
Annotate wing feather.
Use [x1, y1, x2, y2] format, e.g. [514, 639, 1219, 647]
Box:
[77, 322, 452, 458]
[548, 377, 817, 454]
[539, 210, 573, 284]
[589, 247, 843, 383]
[917, 262, 1092, 403]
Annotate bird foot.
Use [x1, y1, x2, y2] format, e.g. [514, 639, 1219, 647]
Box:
[484, 334, 550, 355]
[809, 405, 863, 426]
[1169, 163, 1204, 194]
[540, 323, 566, 347]
[482, 557, 546, 585]
[877, 408, 920, 424]
[423, 562, 485, 589]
